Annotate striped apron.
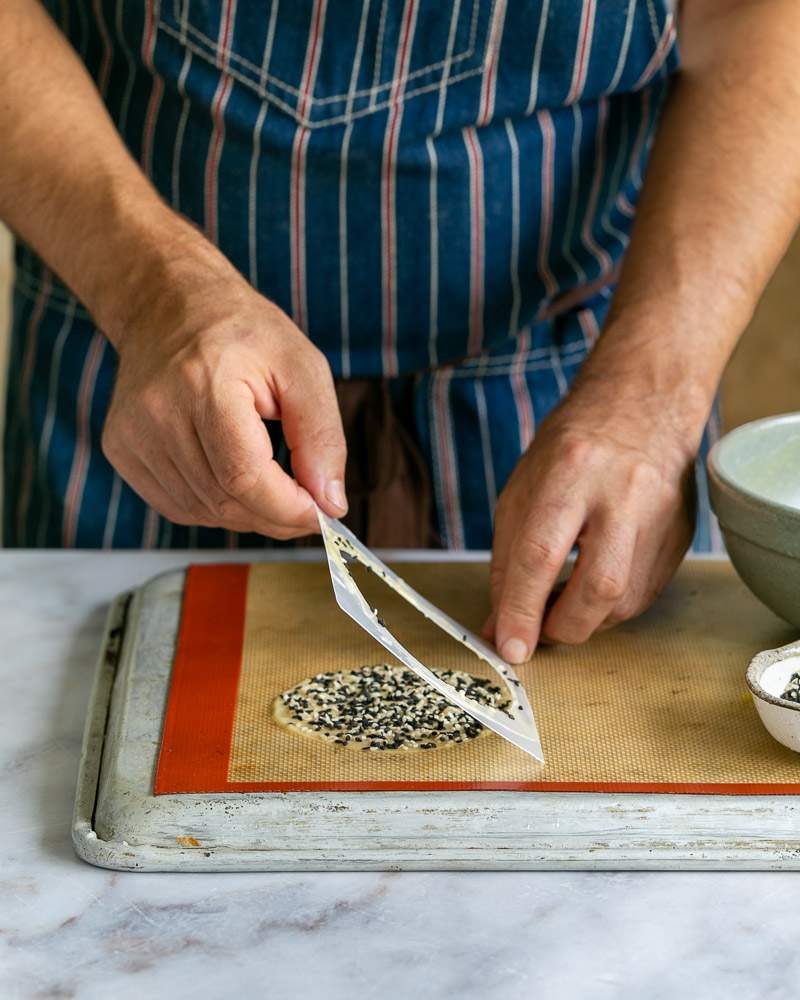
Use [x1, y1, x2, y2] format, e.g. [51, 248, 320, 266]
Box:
[3, 0, 722, 551]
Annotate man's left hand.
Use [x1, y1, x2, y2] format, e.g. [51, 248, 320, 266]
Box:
[485, 379, 700, 663]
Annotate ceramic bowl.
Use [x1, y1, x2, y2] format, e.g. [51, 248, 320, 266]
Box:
[747, 640, 800, 752]
[708, 412, 800, 628]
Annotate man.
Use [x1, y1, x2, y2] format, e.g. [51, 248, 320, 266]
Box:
[2, 0, 798, 664]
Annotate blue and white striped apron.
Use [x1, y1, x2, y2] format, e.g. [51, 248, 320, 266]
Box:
[3, 0, 722, 550]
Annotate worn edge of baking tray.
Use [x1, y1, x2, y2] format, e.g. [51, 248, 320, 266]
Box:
[72, 555, 800, 872]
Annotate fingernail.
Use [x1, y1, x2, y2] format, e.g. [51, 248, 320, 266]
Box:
[325, 479, 348, 514]
[500, 638, 530, 664]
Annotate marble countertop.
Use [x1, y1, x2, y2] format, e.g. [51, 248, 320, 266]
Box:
[2, 550, 799, 1000]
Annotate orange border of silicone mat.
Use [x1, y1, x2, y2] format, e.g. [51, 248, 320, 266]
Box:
[154, 564, 250, 795]
[154, 564, 800, 796]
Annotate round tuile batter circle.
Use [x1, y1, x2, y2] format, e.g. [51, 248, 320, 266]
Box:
[273, 662, 511, 752]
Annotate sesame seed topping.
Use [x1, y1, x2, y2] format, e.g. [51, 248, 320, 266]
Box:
[782, 671, 800, 703]
[277, 663, 510, 751]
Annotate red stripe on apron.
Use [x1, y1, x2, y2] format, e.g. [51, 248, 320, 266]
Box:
[464, 127, 485, 356]
[581, 97, 614, 278]
[634, 12, 676, 90]
[62, 335, 106, 547]
[536, 110, 559, 305]
[15, 273, 54, 542]
[381, 0, 420, 376]
[565, 0, 596, 105]
[511, 328, 535, 451]
[140, 0, 164, 177]
[477, 0, 507, 126]
[204, 0, 238, 244]
[290, 0, 328, 332]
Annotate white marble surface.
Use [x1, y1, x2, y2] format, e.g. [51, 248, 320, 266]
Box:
[2, 551, 799, 1000]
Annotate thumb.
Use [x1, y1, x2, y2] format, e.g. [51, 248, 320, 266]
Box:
[278, 350, 348, 517]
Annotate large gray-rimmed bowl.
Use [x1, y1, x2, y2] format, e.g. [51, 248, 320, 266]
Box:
[708, 412, 800, 628]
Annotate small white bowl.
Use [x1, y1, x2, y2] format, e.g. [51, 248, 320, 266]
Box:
[747, 640, 800, 752]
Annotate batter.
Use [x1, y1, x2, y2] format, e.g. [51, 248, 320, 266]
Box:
[274, 663, 510, 752]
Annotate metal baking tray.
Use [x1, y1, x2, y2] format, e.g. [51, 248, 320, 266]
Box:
[73, 555, 800, 871]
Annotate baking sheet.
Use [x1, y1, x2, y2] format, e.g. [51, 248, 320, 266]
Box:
[73, 556, 800, 872]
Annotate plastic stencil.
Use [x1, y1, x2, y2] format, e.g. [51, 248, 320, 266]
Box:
[317, 509, 544, 762]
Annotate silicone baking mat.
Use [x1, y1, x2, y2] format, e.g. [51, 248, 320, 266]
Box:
[154, 561, 800, 795]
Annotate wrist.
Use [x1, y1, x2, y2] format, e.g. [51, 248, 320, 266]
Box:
[564, 347, 715, 462]
[578, 313, 718, 422]
[80, 195, 239, 352]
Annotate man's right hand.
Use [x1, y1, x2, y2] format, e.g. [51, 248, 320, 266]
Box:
[102, 262, 347, 538]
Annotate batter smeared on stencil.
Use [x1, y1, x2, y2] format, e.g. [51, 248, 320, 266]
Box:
[274, 663, 511, 751]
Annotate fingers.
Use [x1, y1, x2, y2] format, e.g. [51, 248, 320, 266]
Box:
[542, 518, 637, 644]
[486, 495, 516, 631]
[105, 383, 322, 538]
[168, 428, 232, 514]
[197, 384, 319, 535]
[601, 508, 691, 628]
[277, 348, 348, 517]
[182, 422, 312, 537]
[115, 452, 317, 540]
[107, 452, 206, 527]
[493, 498, 586, 664]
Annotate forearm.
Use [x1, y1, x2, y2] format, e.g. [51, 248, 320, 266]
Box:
[0, 0, 226, 346]
[576, 0, 800, 439]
